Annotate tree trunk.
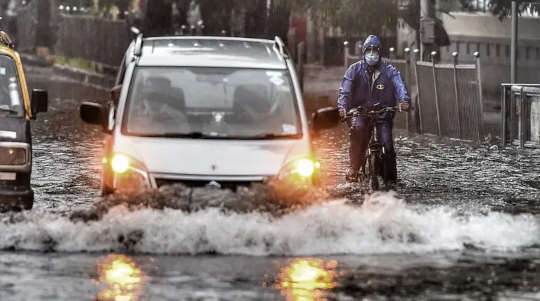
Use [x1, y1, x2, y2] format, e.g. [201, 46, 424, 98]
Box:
[143, 0, 172, 36]
[244, 0, 267, 38]
[266, 1, 290, 43]
[199, 0, 233, 35]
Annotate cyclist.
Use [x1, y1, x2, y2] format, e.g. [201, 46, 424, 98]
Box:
[337, 35, 411, 186]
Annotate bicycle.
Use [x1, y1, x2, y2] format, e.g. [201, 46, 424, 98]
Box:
[342, 104, 400, 191]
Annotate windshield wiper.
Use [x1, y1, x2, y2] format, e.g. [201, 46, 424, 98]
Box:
[234, 133, 303, 140]
[139, 132, 234, 139]
[162, 132, 206, 138]
[133, 132, 302, 139]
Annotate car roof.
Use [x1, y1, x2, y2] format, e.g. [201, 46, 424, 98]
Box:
[138, 37, 287, 69]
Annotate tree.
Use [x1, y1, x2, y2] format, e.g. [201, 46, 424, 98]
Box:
[459, 0, 539, 19]
[143, 0, 173, 35]
[198, 0, 235, 35]
[289, 0, 399, 38]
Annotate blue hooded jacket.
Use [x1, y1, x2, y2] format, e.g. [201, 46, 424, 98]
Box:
[337, 35, 411, 121]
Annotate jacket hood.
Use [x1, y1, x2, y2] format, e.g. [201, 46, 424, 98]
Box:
[362, 35, 382, 54]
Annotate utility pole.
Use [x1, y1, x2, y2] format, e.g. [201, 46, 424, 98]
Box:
[511, 0, 518, 83]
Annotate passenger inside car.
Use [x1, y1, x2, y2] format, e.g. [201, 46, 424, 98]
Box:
[230, 83, 296, 135]
[128, 76, 190, 135]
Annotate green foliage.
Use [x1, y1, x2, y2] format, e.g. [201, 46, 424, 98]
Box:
[53, 55, 97, 72]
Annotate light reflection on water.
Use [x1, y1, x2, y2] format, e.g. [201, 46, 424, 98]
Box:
[95, 254, 146, 301]
[277, 258, 338, 301]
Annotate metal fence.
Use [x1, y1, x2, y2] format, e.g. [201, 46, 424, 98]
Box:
[415, 54, 484, 141]
[343, 43, 484, 141]
[14, 5, 38, 52]
[501, 84, 540, 148]
[55, 15, 131, 68]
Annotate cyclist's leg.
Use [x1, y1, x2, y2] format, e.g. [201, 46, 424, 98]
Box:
[376, 118, 397, 184]
[348, 118, 371, 182]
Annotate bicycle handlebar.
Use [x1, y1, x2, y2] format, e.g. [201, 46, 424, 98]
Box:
[342, 105, 399, 121]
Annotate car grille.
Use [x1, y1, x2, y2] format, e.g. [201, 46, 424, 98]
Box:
[155, 178, 260, 191]
[0, 147, 26, 165]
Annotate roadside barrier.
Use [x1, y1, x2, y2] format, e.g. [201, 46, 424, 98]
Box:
[501, 84, 540, 148]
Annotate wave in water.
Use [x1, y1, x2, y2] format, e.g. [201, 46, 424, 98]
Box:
[0, 192, 538, 255]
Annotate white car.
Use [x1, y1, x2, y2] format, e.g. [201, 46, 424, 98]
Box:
[80, 35, 338, 194]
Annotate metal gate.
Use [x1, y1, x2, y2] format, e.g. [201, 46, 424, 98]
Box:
[501, 84, 540, 148]
[415, 54, 484, 142]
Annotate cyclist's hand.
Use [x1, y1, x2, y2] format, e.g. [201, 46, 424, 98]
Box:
[338, 108, 347, 119]
[399, 102, 410, 112]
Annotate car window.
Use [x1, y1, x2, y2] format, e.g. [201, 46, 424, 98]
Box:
[123, 67, 301, 138]
[0, 55, 24, 117]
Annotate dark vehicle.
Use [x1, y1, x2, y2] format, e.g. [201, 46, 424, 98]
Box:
[0, 33, 48, 210]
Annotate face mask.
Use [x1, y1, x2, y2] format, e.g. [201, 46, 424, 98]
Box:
[365, 53, 379, 66]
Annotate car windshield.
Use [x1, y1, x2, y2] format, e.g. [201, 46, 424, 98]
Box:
[0, 55, 24, 117]
[123, 67, 301, 138]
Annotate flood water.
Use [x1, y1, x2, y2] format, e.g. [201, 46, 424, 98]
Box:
[0, 66, 539, 300]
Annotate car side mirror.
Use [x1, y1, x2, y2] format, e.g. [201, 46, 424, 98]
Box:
[311, 107, 340, 132]
[80, 102, 108, 132]
[31, 89, 48, 119]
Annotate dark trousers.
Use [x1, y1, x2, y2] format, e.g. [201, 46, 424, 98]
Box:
[349, 117, 397, 182]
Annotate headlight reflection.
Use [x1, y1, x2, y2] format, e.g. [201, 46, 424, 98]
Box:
[95, 254, 145, 301]
[277, 258, 338, 301]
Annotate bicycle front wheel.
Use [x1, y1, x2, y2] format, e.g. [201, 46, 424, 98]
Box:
[368, 154, 379, 191]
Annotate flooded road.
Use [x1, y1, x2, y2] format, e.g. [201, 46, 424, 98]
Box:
[0, 66, 539, 300]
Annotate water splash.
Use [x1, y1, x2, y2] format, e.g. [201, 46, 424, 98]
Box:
[0, 192, 537, 255]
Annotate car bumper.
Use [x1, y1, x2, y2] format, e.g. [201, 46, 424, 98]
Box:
[0, 188, 34, 210]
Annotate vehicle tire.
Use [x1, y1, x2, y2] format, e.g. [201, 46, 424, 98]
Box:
[368, 154, 379, 191]
[101, 183, 114, 196]
[22, 199, 33, 210]
[101, 169, 114, 196]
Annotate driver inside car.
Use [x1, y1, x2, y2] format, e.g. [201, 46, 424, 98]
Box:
[131, 89, 190, 134]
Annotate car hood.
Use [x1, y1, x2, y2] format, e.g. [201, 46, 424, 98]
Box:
[115, 136, 310, 177]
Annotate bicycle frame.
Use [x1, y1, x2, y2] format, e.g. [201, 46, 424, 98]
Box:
[343, 105, 398, 189]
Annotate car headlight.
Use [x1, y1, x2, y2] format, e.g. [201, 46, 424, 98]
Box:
[294, 158, 317, 178]
[111, 154, 130, 174]
[277, 156, 321, 185]
[0, 147, 27, 165]
[108, 153, 150, 194]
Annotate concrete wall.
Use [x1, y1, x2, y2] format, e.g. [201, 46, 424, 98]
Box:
[441, 12, 540, 41]
[439, 13, 540, 100]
